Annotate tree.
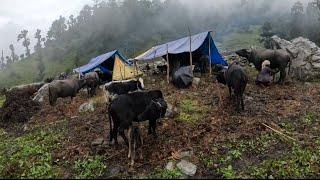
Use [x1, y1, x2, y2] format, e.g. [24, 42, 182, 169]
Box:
[20, 54, 25, 60]
[17, 30, 31, 57]
[34, 29, 45, 52]
[5, 56, 12, 65]
[47, 16, 67, 41]
[260, 21, 274, 49]
[1, 50, 4, 69]
[9, 44, 18, 63]
[290, 1, 305, 38]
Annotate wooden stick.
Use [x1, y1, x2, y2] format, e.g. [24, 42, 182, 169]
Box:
[209, 33, 212, 75]
[262, 123, 297, 142]
[188, 26, 193, 75]
[166, 44, 170, 84]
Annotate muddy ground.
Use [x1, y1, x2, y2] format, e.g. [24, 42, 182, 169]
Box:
[1, 68, 320, 178]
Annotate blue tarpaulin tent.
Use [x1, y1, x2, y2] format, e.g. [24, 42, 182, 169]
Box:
[134, 31, 228, 66]
[74, 50, 129, 75]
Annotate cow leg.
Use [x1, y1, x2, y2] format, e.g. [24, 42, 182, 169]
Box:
[228, 86, 232, 99]
[236, 95, 241, 112]
[241, 95, 245, 111]
[120, 129, 129, 147]
[128, 127, 132, 158]
[131, 139, 136, 166]
[278, 69, 286, 85]
[151, 120, 157, 138]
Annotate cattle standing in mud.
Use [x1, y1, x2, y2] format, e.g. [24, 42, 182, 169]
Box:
[84, 71, 100, 97]
[103, 78, 144, 103]
[108, 90, 164, 146]
[216, 61, 248, 112]
[235, 48, 293, 84]
[48, 78, 86, 106]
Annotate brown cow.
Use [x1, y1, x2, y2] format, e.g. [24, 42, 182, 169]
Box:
[48, 78, 86, 106]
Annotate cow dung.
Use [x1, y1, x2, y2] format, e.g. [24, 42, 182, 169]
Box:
[0, 88, 40, 123]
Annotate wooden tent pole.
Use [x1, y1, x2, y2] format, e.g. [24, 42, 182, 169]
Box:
[166, 44, 170, 84]
[188, 26, 193, 75]
[209, 32, 212, 75]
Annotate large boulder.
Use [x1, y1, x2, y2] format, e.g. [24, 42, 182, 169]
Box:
[33, 84, 49, 103]
[271, 35, 320, 81]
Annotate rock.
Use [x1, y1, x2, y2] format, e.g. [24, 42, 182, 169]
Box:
[166, 161, 175, 171]
[177, 160, 197, 177]
[92, 137, 104, 146]
[192, 77, 201, 86]
[152, 79, 156, 82]
[79, 102, 95, 113]
[179, 150, 194, 159]
[107, 166, 121, 178]
[32, 84, 49, 103]
[23, 124, 28, 132]
[271, 35, 320, 80]
[165, 103, 179, 118]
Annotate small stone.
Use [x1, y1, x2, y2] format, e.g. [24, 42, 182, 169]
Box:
[23, 125, 28, 132]
[192, 77, 201, 86]
[108, 166, 121, 178]
[177, 160, 197, 177]
[92, 138, 104, 146]
[79, 102, 95, 113]
[268, 175, 274, 179]
[166, 161, 175, 171]
[179, 150, 194, 159]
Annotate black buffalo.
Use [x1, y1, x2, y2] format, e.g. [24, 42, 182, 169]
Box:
[108, 90, 164, 146]
[236, 48, 293, 84]
[48, 78, 86, 106]
[216, 61, 248, 112]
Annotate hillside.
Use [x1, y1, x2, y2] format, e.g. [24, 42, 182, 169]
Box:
[0, 70, 320, 178]
[0, 26, 263, 88]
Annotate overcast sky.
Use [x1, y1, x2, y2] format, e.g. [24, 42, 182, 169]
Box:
[0, 0, 92, 56]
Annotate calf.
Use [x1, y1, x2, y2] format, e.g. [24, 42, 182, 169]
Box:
[127, 123, 143, 166]
[84, 71, 100, 97]
[108, 90, 164, 146]
[216, 61, 248, 112]
[48, 78, 86, 106]
[104, 78, 144, 103]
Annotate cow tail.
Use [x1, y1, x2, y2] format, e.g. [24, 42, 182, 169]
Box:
[108, 105, 114, 143]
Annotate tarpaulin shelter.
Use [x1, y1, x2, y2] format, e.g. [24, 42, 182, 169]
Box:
[134, 31, 228, 67]
[74, 50, 142, 81]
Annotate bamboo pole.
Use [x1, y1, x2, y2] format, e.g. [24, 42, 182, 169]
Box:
[262, 123, 297, 142]
[209, 33, 212, 75]
[188, 26, 193, 75]
[166, 44, 170, 84]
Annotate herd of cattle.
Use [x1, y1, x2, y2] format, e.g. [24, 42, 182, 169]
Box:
[44, 48, 294, 165]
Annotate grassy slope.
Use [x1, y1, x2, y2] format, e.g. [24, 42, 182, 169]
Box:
[220, 25, 263, 51]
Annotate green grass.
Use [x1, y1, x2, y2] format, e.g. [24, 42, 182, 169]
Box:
[147, 168, 183, 179]
[178, 99, 209, 123]
[0, 128, 64, 178]
[0, 95, 5, 108]
[73, 156, 107, 179]
[198, 112, 320, 179]
[221, 25, 264, 51]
